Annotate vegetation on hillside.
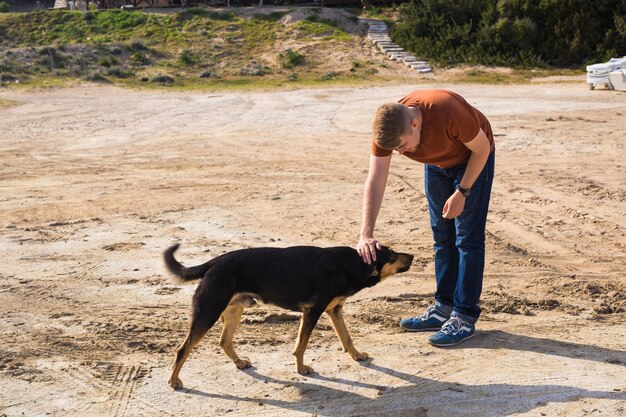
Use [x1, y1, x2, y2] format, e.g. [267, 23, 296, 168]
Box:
[0, 4, 600, 89]
[392, 0, 626, 67]
[0, 7, 378, 88]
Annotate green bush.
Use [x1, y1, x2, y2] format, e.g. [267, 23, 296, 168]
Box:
[178, 50, 196, 66]
[84, 70, 109, 82]
[151, 74, 174, 84]
[278, 48, 305, 69]
[319, 71, 338, 81]
[0, 2, 10, 13]
[106, 66, 134, 78]
[392, 0, 626, 67]
[130, 52, 150, 66]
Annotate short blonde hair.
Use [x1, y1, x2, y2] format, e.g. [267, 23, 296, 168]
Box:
[372, 103, 413, 150]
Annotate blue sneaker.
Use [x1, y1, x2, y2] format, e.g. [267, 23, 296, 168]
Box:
[400, 304, 451, 332]
[428, 316, 476, 347]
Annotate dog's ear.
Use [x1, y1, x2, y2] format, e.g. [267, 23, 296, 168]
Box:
[368, 266, 379, 277]
[374, 246, 392, 267]
[362, 263, 381, 287]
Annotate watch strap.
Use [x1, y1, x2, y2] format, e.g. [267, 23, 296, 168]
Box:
[457, 185, 471, 198]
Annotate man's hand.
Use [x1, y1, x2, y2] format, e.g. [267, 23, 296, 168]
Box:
[357, 236, 381, 264]
[442, 191, 466, 219]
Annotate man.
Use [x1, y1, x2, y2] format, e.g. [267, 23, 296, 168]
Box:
[357, 89, 495, 347]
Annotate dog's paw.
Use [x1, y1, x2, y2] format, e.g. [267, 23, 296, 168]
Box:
[169, 377, 184, 390]
[235, 357, 252, 369]
[353, 351, 369, 361]
[297, 364, 314, 375]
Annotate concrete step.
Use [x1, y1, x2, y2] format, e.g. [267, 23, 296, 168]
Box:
[381, 49, 405, 55]
[376, 41, 399, 47]
[389, 54, 412, 61]
[363, 18, 433, 74]
[409, 65, 433, 73]
[369, 37, 393, 43]
[408, 61, 431, 68]
[404, 59, 429, 65]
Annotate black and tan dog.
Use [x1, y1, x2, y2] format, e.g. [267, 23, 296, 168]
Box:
[163, 243, 413, 389]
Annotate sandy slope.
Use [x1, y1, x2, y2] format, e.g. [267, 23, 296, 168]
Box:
[0, 82, 624, 416]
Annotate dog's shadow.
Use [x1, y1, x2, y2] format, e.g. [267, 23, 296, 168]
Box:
[180, 331, 625, 416]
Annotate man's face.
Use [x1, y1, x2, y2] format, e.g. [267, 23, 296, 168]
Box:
[395, 120, 420, 154]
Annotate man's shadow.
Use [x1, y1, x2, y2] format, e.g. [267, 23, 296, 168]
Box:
[180, 331, 625, 416]
[450, 329, 625, 366]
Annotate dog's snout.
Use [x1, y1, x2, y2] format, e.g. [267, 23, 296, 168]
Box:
[396, 253, 414, 273]
[400, 253, 414, 265]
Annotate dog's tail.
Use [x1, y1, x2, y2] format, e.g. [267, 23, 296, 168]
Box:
[163, 244, 212, 284]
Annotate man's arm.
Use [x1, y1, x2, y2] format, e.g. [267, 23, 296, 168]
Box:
[442, 128, 491, 219]
[357, 154, 392, 263]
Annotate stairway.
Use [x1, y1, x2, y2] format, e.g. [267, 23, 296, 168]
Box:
[360, 18, 432, 73]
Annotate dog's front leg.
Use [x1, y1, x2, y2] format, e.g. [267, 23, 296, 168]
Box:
[326, 304, 368, 361]
[293, 307, 323, 375]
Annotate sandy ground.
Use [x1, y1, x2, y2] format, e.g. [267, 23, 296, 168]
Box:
[0, 82, 625, 417]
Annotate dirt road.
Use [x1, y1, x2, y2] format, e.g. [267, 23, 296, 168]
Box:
[0, 82, 624, 416]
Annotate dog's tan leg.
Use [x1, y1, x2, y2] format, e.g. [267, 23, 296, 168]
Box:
[293, 307, 323, 375]
[169, 323, 210, 389]
[219, 304, 251, 369]
[326, 304, 368, 361]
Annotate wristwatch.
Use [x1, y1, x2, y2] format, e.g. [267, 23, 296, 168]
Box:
[457, 185, 471, 198]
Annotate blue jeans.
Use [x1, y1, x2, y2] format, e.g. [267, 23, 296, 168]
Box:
[425, 151, 495, 321]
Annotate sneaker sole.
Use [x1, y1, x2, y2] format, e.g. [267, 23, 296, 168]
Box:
[400, 325, 442, 332]
[429, 331, 477, 347]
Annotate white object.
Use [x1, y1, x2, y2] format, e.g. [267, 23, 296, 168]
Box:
[608, 69, 626, 91]
[586, 57, 626, 90]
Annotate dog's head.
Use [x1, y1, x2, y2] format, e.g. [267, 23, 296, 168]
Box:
[368, 246, 414, 282]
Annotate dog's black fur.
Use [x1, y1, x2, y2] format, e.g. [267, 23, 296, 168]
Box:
[164, 243, 413, 389]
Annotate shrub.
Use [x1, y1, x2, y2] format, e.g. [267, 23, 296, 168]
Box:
[0, 73, 17, 82]
[151, 74, 174, 84]
[278, 48, 305, 69]
[0, 2, 9, 13]
[0, 59, 15, 72]
[106, 66, 134, 78]
[178, 50, 196, 66]
[393, 0, 626, 67]
[98, 56, 118, 67]
[129, 41, 148, 52]
[130, 52, 150, 66]
[84, 70, 109, 82]
[239, 62, 269, 76]
[319, 71, 338, 81]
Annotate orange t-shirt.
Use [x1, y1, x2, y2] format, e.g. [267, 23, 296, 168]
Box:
[371, 89, 494, 168]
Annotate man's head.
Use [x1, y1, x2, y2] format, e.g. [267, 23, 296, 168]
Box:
[372, 103, 420, 154]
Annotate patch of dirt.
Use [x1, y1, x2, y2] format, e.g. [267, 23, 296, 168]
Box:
[0, 83, 625, 416]
[278, 7, 365, 35]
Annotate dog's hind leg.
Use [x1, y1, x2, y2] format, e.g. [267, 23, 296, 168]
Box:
[219, 302, 251, 369]
[293, 307, 324, 375]
[169, 318, 213, 389]
[326, 303, 368, 361]
[169, 279, 234, 389]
